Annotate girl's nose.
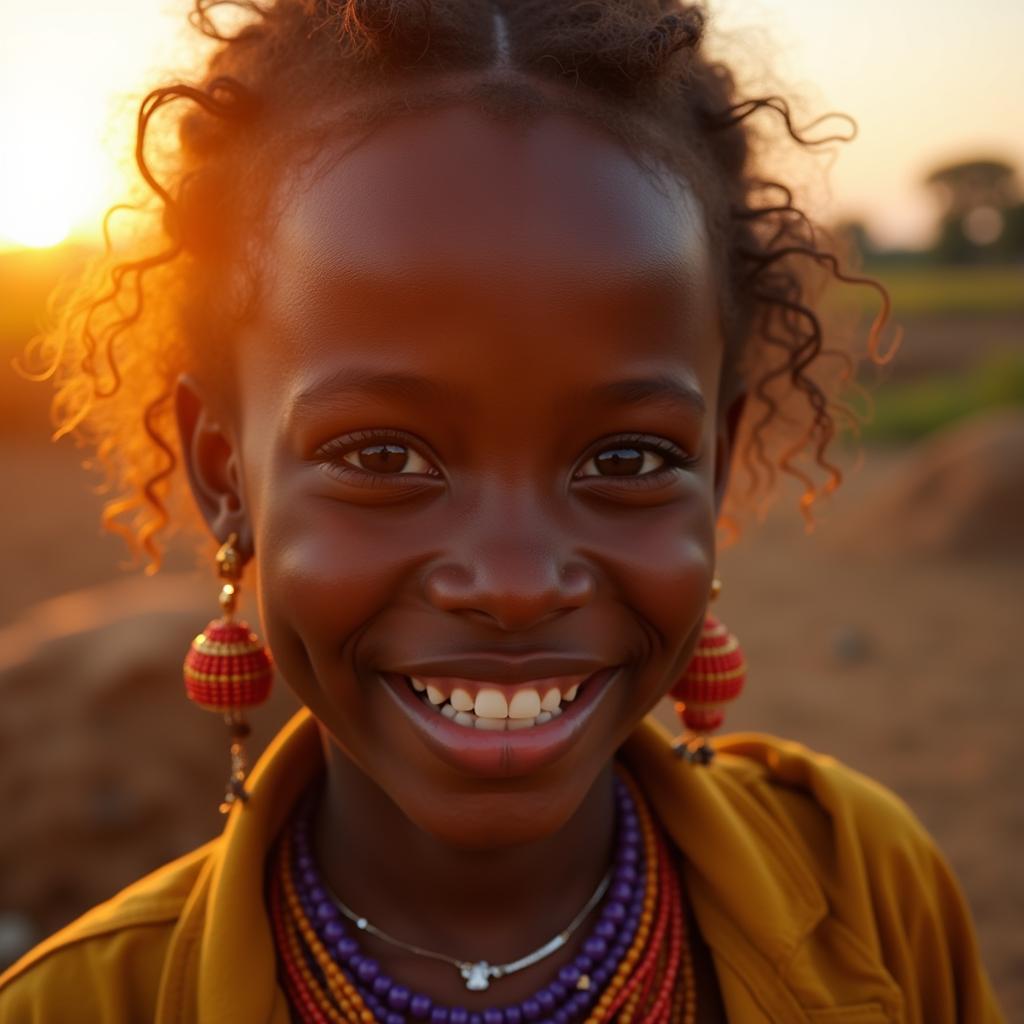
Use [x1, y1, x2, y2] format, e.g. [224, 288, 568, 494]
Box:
[423, 541, 596, 632]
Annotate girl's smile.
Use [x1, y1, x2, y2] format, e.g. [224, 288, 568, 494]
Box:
[383, 664, 621, 778]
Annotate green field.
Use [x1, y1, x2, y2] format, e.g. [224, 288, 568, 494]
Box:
[861, 352, 1024, 441]
[830, 264, 1024, 316]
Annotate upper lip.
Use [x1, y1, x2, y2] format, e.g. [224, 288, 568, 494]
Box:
[387, 653, 612, 683]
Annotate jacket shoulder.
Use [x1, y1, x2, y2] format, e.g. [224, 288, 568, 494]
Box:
[0, 841, 215, 1023]
[713, 732, 965, 918]
[714, 732, 928, 853]
[714, 733, 1004, 1023]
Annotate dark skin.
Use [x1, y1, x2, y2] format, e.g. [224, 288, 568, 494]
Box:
[177, 104, 734, 1020]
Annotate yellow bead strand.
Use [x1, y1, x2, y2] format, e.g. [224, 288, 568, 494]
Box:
[279, 833, 375, 1022]
[279, 882, 351, 1023]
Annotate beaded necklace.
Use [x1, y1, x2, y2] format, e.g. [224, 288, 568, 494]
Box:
[269, 769, 695, 1024]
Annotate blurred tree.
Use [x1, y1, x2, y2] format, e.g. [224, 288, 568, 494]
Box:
[925, 158, 1023, 264]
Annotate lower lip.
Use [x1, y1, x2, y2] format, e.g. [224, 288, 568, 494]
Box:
[379, 667, 619, 780]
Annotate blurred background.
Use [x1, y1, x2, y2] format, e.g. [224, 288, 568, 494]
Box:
[0, 0, 1021, 1014]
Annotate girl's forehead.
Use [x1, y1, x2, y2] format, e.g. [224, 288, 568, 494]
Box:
[234, 102, 725, 447]
[264, 103, 717, 330]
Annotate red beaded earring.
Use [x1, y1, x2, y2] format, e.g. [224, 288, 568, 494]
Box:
[183, 534, 274, 812]
[671, 578, 746, 765]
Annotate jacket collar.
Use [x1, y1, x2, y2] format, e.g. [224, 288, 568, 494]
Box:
[620, 717, 829, 967]
[161, 709, 319, 1023]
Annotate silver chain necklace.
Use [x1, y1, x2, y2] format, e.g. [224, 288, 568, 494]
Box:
[325, 870, 611, 992]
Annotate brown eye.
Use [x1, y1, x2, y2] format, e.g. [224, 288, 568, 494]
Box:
[343, 443, 434, 475]
[578, 446, 667, 478]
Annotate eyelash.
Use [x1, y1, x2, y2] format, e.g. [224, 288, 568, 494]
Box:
[316, 429, 441, 486]
[574, 433, 697, 483]
[315, 430, 697, 486]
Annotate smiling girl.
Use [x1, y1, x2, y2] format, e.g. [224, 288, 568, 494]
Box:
[0, 1, 1005, 1022]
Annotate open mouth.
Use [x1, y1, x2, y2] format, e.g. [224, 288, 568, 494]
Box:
[379, 664, 620, 777]
[404, 673, 588, 731]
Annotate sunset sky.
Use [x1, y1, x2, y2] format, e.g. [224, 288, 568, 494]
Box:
[1, 0, 1021, 251]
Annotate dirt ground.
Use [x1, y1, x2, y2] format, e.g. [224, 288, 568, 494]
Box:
[714, 449, 1024, 1017]
[0, 428, 1021, 1017]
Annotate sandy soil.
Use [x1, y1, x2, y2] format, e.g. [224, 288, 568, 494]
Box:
[0, 427, 1020, 1016]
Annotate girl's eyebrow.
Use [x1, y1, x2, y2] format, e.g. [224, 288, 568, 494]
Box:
[287, 369, 706, 422]
[592, 375, 707, 417]
[291, 368, 454, 415]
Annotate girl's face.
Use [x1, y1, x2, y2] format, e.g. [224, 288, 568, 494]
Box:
[190, 104, 734, 848]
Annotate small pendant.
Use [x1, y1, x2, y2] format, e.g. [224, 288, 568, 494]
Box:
[461, 961, 492, 991]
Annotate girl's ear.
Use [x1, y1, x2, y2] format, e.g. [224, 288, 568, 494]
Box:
[713, 391, 747, 514]
[174, 373, 251, 551]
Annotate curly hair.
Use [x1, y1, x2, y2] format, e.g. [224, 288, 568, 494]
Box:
[27, 0, 896, 570]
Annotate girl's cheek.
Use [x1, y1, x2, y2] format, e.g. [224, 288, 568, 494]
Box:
[581, 494, 716, 683]
[256, 499, 416, 671]
[240, 445, 405, 700]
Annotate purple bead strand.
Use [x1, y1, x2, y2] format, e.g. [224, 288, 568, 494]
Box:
[287, 772, 646, 1024]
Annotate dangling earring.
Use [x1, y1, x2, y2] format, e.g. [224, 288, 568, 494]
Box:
[183, 533, 274, 812]
[670, 577, 746, 765]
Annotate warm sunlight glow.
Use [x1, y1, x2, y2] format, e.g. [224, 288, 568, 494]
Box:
[0, 0, 1021, 251]
[0, 216, 66, 252]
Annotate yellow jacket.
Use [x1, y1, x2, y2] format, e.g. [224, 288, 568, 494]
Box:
[0, 711, 1004, 1023]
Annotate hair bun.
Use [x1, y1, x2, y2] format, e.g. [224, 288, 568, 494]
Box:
[648, 9, 705, 59]
[519, 2, 706, 94]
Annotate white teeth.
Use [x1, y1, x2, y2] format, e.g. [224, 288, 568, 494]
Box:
[540, 689, 562, 712]
[508, 689, 541, 719]
[450, 688, 474, 712]
[414, 674, 592, 730]
[475, 716, 506, 731]
[474, 689, 508, 719]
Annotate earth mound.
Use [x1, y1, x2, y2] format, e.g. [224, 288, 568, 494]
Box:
[832, 409, 1024, 559]
[0, 573, 296, 962]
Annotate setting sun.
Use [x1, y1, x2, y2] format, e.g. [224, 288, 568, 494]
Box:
[0, 2, 198, 251]
[0, 92, 110, 248]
